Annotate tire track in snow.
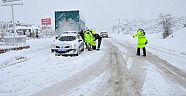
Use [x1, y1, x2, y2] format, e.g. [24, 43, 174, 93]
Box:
[31, 58, 109, 96]
[105, 40, 140, 96]
[147, 53, 186, 89]
[110, 39, 147, 93]
[0, 46, 51, 69]
[112, 38, 186, 95]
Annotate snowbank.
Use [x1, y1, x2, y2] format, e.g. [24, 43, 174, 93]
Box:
[147, 27, 186, 54]
[0, 37, 107, 96]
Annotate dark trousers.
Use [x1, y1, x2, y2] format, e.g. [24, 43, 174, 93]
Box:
[87, 44, 92, 51]
[85, 43, 88, 49]
[85, 43, 91, 51]
[92, 46, 96, 50]
[97, 38, 102, 50]
[137, 47, 146, 56]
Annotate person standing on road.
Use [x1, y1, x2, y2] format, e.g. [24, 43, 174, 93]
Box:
[79, 30, 84, 41]
[133, 29, 148, 56]
[90, 29, 97, 50]
[92, 32, 102, 51]
[84, 29, 92, 51]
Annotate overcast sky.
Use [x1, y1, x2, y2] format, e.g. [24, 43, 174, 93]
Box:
[0, 0, 186, 32]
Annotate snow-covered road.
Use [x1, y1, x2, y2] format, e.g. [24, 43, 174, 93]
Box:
[111, 36, 186, 96]
[1, 36, 186, 96]
[0, 38, 107, 96]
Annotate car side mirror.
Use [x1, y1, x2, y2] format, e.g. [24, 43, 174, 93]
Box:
[78, 40, 82, 42]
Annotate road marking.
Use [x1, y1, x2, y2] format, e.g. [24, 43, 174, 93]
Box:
[127, 57, 133, 70]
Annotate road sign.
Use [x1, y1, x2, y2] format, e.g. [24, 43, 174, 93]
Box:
[41, 18, 51, 26]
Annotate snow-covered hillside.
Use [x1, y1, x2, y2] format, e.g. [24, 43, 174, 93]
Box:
[112, 16, 186, 34]
[148, 27, 186, 54]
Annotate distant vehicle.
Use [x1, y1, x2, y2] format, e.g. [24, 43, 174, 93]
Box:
[51, 32, 84, 56]
[100, 32, 108, 38]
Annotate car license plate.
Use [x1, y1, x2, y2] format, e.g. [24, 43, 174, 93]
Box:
[58, 49, 67, 53]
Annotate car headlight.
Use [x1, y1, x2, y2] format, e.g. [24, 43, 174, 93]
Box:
[52, 45, 56, 48]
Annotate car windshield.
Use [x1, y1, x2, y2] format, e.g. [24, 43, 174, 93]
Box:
[101, 32, 107, 34]
[58, 36, 76, 41]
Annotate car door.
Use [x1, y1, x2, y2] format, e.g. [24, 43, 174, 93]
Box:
[77, 35, 84, 50]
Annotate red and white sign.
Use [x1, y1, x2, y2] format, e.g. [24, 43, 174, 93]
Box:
[41, 18, 51, 26]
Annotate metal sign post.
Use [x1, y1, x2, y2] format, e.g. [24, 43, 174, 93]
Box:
[1, 0, 23, 45]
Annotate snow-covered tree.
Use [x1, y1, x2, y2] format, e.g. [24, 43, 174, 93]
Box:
[112, 25, 117, 33]
[184, 24, 186, 27]
[183, 17, 186, 27]
[158, 13, 175, 39]
[0, 21, 7, 40]
[184, 19, 186, 27]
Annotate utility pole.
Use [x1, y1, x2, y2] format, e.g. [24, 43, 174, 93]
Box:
[1, 0, 23, 45]
[11, 5, 16, 44]
[118, 18, 121, 35]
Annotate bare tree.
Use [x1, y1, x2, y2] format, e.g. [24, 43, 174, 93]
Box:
[112, 25, 117, 33]
[159, 13, 175, 39]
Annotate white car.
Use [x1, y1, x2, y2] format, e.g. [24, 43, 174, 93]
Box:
[51, 33, 84, 56]
[100, 31, 108, 38]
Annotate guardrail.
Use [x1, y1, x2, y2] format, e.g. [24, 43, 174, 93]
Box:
[0, 45, 30, 54]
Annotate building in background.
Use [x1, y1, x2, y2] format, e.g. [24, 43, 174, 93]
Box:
[0, 21, 41, 39]
[15, 22, 40, 38]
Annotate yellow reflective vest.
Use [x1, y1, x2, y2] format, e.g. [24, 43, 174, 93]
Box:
[91, 30, 97, 46]
[133, 30, 148, 48]
[84, 31, 92, 44]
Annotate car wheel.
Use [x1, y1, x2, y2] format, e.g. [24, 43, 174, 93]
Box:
[81, 47, 84, 52]
[74, 53, 79, 56]
[74, 49, 79, 56]
[51, 49, 54, 53]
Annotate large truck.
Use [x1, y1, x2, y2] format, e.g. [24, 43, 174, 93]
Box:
[55, 10, 85, 35]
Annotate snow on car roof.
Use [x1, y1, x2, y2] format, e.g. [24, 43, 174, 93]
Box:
[60, 33, 78, 37]
[63, 31, 79, 33]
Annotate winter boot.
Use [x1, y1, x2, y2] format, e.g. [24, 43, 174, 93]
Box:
[92, 46, 96, 50]
[143, 47, 146, 57]
[136, 48, 140, 56]
[96, 48, 100, 51]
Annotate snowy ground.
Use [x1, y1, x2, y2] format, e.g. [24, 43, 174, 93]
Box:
[141, 62, 186, 96]
[0, 37, 107, 96]
[111, 27, 186, 71]
[0, 28, 186, 96]
[62, 72, 111, 96]
[110, 27, 186, 95]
